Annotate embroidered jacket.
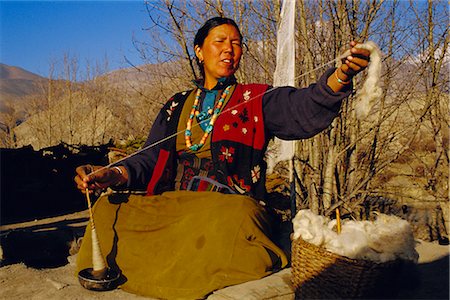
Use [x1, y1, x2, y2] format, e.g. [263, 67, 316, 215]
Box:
[118, 68, 352, 200]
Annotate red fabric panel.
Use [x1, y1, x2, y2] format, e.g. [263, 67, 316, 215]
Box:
[212, 84, 267, 150]
[146, 149, 170, 195]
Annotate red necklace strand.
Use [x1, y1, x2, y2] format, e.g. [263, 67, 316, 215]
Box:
[185, 85, 232, 151]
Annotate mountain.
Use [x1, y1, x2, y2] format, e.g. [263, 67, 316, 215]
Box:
[0, 63, 44, 80]
[0, 63, 46, 96]
[0, 64, 47, 113]
[7, 61, 192, 149]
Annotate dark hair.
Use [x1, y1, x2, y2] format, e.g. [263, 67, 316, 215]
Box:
[194, 17, 243, 78]
[194, 17, 242, 47]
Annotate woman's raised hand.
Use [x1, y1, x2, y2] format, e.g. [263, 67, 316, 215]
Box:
[329, 41, 372, 92]
[340, 41, 371, 78]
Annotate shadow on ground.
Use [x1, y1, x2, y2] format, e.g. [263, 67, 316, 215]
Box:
[397, 255, 449, 299]
[0, 217, 88, 268]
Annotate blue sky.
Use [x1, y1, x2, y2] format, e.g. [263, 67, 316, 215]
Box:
[0, 1, 150, 77]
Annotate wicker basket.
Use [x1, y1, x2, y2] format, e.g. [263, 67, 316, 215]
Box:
[291, 238, 401, 299]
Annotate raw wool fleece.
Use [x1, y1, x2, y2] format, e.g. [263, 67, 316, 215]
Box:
[354, 41, 383, 119]
[292, 209, 419, 263]
[341, 41, 383, 119]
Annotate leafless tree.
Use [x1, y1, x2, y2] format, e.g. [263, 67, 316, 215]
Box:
[5, 0, 446, 231]
[129, 1, 448, 225]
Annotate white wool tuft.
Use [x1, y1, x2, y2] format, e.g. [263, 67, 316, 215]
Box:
[292, 209, 419, 263]
[353, 41, 383, 119]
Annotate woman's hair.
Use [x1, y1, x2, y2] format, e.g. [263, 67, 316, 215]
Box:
[194, 17, 243, 78]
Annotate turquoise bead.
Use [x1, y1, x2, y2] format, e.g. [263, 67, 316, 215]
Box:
[197, 111, 207, 121]
[190, 144, 200, 151]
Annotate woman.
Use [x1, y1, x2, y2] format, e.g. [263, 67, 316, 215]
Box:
[75, 17, 370, 299]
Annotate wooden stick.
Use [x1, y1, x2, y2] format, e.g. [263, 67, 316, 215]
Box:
[335, 207, 342, 234]
[85, 189, 107, 278]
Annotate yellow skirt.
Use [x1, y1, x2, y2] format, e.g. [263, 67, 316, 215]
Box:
[77, 191, 288, 299]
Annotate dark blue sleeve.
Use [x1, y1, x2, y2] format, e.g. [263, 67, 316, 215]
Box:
[263, 68, 352, 140]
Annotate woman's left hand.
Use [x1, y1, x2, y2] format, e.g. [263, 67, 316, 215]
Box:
[328, 41, 372, 92]
[340, 41, 371, 78]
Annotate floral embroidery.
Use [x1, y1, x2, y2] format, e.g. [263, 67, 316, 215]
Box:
[223, 124, 230, 131]
[219, 146, 235, 163]
[203, 160, 214, 172]
[178, 156, 215, 190]
[231, 110, 238, 115]
[251, 165, 261, 183]
[182, 159, 192, 167]
[232, 122, 239, 128]
[239, 108, 249, 123]
[242, 128, 248, 134]
[254, 116, 258, 122]
[227, 175, 251, 194]
[243, 90, 251, 101]
[166, 100, 179, 121]
[182, 168, 195, 190]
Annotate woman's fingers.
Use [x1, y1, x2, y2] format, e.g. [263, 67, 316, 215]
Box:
[74, 165, 98, 193]
[342, 59, 365, 74]
[348, 55, 370, 68]
[342, 45, 371, 76]
[74, 175, 89, 193]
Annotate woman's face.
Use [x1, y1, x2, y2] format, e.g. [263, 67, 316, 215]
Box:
[195, 24, 242, 89]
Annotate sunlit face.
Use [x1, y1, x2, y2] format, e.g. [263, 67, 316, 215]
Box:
[195, 24, 243, 89]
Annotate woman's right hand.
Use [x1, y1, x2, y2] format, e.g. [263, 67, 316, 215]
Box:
[74, 165, 125, 193]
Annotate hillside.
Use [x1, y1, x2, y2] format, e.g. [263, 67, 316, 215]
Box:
[6, 61, 193, 149]
[2, 63, 448, 234]
[0, 63, 44, 81]
[0, 64, 46, 112]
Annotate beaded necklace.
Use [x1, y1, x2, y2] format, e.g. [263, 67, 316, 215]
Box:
[185, 85, 232, 151]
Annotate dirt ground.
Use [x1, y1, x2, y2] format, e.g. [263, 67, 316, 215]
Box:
[0, 210, 449, 300]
